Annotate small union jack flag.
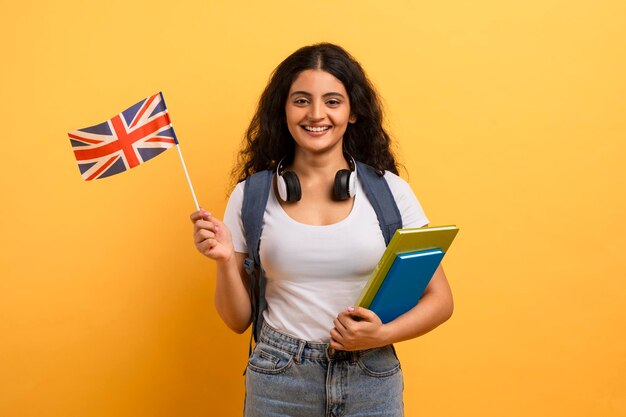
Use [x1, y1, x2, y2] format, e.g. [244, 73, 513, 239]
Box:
[68, 92, 178, 181]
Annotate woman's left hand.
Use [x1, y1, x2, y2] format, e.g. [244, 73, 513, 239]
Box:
[329, 307, 389, 351]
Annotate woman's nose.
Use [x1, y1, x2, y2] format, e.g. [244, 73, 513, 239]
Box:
[307, 101, 324, 120]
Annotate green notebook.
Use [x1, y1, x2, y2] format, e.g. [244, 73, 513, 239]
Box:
[356, 225, 459, 309]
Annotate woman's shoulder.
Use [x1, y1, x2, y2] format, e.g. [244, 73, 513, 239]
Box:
[382, 170, 413, 194]
[227, 171, 275, 209]
[231, 179, 246, 195]
[380, 171, 429, 228]
[230, 170, 274, 198]
[226, 180, 246, 209]
[381, 169, 404, 183]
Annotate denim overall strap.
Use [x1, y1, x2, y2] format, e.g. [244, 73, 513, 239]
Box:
[355, 161, 403, 244]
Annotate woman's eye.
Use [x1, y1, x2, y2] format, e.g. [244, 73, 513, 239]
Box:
[294, 98, 309, 105]
[326, 99, 341, 106]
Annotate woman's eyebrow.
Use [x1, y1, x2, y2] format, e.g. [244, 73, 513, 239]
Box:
[289, 91, 346, 98]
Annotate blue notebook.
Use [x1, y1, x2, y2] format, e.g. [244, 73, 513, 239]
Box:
[368, 249, 445, 324]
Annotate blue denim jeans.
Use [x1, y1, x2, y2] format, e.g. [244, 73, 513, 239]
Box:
[244, 322, 404, 417]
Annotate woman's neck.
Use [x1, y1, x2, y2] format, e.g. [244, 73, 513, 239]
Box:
[292, 148, 349, 180]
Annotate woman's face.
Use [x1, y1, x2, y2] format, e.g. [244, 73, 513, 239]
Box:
[285, 69, 356, 157]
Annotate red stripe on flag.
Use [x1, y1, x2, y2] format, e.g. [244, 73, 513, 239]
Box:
[73, 113, 171, 166]
[69, 133, 104, 145]
[86, 155, 118, 181]
[129, 93, 158, 129]
[145, 137, 176, 144]
[74, 141, 121, 161]
[110, 115, 140, 167]
[111, 114, 172, 168]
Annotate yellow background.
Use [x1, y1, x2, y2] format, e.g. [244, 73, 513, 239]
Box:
[1, 0, 625, 416]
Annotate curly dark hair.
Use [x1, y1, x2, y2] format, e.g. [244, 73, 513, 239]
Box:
[232, 43, 399, 185]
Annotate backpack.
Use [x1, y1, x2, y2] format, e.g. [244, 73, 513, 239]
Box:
[241, 160, 403, 344]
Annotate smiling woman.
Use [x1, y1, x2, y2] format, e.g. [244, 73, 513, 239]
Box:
[286, 69, 357, 156]
[189, 43, 453, 417]
[231, 43, 401, 183]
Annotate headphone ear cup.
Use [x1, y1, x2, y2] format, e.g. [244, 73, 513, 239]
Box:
[282, 170, 302, 202]
[333, 169, 352, 201]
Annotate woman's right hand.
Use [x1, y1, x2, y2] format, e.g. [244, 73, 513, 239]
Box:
[189, 209, 234, 262]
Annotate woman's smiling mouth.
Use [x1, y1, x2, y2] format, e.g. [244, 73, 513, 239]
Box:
[302, 125, 332, 133]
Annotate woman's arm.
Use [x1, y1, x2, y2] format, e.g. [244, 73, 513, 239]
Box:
[330, 264, 453, 351]
[190, 210, 252, 334]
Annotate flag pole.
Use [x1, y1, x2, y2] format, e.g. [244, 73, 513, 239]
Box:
[175, 141, 200, 211]
[160, 93, 199, 211]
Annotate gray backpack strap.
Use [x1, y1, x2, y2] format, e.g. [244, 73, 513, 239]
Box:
[241, 170, 273, 343]
[356, 161, 403, 244]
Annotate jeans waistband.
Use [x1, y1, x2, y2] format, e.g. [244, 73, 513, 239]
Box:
[258, 321, 372, 362]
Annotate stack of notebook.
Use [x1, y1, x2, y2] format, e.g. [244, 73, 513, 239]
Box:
[356, 225, 459, 324]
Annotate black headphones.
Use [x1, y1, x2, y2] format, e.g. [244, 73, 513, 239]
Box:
[276, 155, 357, 203]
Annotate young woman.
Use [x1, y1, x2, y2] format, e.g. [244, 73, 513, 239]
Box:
[190, 43, 453, 417]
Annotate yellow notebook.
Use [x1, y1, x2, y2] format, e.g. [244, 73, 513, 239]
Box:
[356, 225, 459, 308]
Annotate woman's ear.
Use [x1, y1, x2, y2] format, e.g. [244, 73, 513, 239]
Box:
[349, 114, 357, 124]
